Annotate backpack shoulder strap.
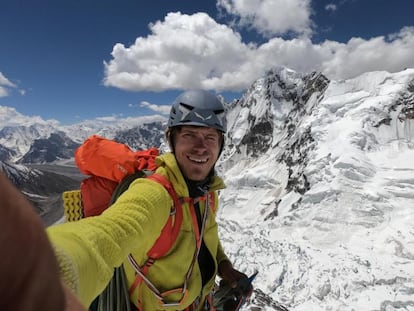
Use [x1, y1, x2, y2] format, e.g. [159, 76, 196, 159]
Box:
[127, 173, 183, 298]
[109, 170, 149, 205]
[145, 173, 183, 258]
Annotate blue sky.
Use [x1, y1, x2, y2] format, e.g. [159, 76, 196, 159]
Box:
[1, 0, 414, 125]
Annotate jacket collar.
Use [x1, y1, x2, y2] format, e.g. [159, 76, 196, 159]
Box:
[155, 153, 225, 197]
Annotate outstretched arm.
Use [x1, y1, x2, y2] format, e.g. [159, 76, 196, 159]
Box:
[0, 171, 85, 311]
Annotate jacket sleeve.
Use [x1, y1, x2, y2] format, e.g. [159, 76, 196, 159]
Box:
[47, 178, 171, 307]
[216, 240, 230, 265]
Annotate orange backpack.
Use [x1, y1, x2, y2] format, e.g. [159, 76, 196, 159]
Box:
[75, 134, 160, 217]
[72, 134, 183, 252]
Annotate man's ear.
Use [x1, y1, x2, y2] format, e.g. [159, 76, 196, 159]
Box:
[165, 128, 173, 152]
[218, 133, 225, 158]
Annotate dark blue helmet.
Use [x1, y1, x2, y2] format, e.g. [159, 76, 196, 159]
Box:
[168, 90, 227, 133]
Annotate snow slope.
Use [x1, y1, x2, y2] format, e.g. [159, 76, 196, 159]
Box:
[218, 68, 414, 310]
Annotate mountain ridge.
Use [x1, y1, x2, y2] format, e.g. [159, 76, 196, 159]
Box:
[0, 113, 167, 163]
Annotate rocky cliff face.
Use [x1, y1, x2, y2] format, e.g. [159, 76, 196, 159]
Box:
[0, 144, 16, 162]
[0, 161, 80, 225]
[17, 132, 80, 164]
[113, 121, 166, 150]
[221, 67, 329, 197]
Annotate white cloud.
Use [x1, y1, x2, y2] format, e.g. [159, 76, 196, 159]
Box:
[95, 114, 124, 121]
[0, 72, 17, 98]
[140, 101, 171, 115]
[217, 0, 312, 37]
[0, 105, 59, 127]
[325, 4, 337, 11]
[255, 27, 414, 79]
[0, 88, 7, 98]
[104, 12, 256, 92]
[319, 26, 414, 79]
[0, 72, 15, 87]
[88, 114, 166, 126]
[103, 8, 414, 92]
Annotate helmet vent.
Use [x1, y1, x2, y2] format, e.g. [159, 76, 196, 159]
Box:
[180, 103, 194, 111]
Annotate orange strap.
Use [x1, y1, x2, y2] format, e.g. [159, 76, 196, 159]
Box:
[182, 192, 216, 213]
[128, 178, 216, 308]
[183, 293, 216, 311]
[145, 173, 183, 258]
[134, 148, 158, 171]
[128, 173, 182, 296]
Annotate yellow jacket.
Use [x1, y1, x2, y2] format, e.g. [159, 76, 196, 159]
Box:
[47, 153, 228, 310]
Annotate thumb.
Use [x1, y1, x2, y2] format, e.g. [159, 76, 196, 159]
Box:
[63, 283, 86, 311]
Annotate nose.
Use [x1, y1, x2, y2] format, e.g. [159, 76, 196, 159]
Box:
[193, 135, 208, 149]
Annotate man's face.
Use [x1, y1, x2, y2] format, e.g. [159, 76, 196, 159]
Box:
[173, 126, 222, 181]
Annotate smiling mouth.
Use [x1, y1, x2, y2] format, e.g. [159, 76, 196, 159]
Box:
[188, 156, 209, 163]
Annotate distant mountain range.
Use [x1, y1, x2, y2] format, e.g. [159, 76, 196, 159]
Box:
[0, 111, 167, 164]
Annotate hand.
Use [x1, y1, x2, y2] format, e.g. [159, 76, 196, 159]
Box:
[0, 171, 86, 310]
[218, 260, 253, 297]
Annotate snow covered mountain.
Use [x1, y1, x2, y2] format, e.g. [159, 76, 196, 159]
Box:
[0, 107, 167, 163]
[1, 67, 413, 310]
[217, 67, 414, 310]
[0, 123, 59, 162]
[61, 115, 167, 144]
[0, 160, 80, 226]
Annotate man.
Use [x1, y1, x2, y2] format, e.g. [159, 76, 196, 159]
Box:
[47, 90, 250, 310]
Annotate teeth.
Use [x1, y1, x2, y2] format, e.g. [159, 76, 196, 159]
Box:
[188, 156, 208, 163]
